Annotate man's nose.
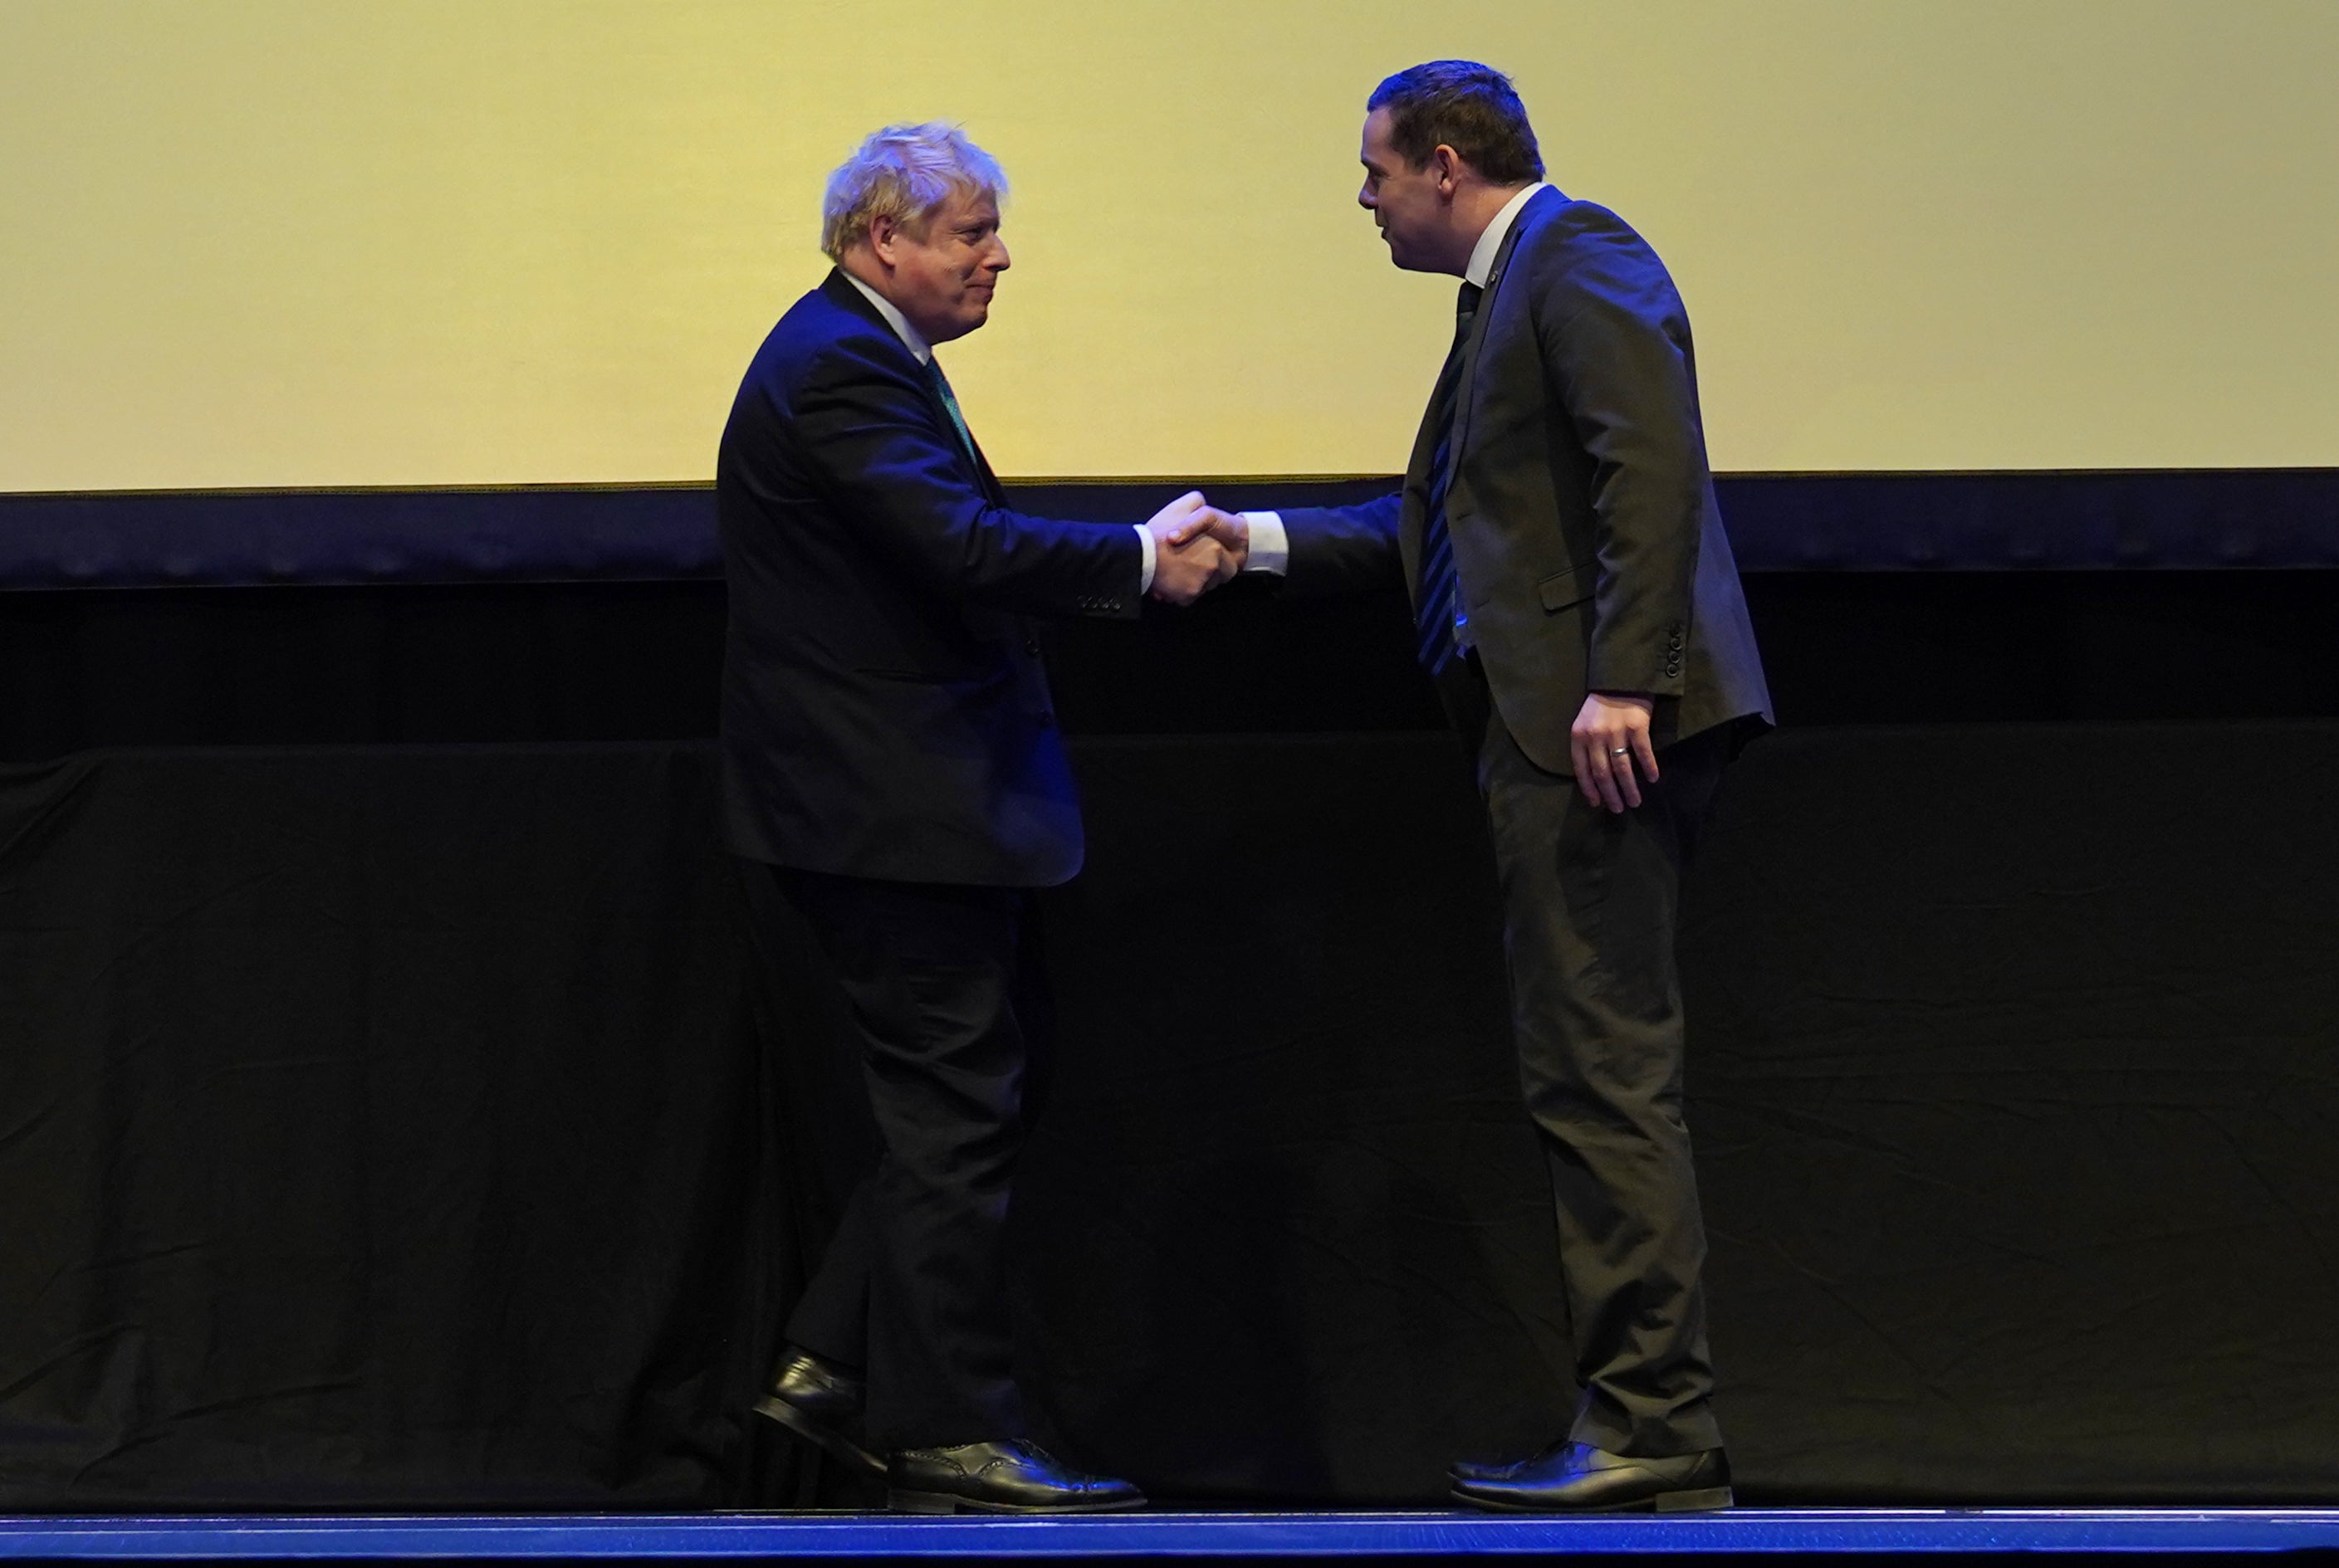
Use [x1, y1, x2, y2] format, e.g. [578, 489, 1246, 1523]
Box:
[1357, 186, 1375, 210]
[989, 238, 1011, 271]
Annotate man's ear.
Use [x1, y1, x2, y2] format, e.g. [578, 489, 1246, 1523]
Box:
[1430, 144, 1463, 198]
[868, 212, 898, 266]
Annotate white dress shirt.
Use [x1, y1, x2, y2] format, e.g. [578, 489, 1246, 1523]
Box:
[841, 270, 1160, 592]
[1240, 183, 1549, 578]
[842, 269, 932, 364]
[1466, 181, 1548, 290]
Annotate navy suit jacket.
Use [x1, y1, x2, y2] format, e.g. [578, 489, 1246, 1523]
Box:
[1277, 188, 1772, 773]
[717, 270, 1142, 887]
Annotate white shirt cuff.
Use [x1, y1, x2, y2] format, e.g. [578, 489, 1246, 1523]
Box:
[1240, 510, 1289, 575]
[1133, 522, 1155, 594]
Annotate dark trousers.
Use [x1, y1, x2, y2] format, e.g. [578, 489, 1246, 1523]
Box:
[1452, 667, 1731, 1457]
[771, 867, 1038, 1451]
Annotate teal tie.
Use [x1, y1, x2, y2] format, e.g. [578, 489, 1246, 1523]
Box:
[922, 356, 980, 467]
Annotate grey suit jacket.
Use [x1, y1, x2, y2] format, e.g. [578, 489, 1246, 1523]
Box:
[1277, 187, 1772, 774]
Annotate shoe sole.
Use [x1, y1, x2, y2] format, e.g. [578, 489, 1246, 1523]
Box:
[1450, 1485, 1734, 1514]
[888, 1487, 1149, 1516]
[751, 1395, 885, 1481]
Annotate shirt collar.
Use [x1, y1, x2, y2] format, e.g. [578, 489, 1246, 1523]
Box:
[1465, 182, 1548, 290]
[841, 269, 932, 364]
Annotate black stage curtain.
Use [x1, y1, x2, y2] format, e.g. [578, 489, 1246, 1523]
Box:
[7, 571, 2339, 767]
[0, 745, 784, 1509]
[5, 727, 2336, 1507]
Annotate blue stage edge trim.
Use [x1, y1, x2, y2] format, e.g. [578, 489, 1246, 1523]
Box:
[5, 1510, 2339, 1558]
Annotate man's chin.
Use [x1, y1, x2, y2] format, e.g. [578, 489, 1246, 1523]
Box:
[928, 306, 989, 344]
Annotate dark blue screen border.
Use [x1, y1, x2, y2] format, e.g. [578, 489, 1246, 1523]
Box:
[3, 470, 2335, 591]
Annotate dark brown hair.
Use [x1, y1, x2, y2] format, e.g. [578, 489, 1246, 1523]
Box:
[1367, 60, 1544, 184]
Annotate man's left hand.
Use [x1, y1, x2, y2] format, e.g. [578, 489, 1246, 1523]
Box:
[1570, 691, 1658, 813]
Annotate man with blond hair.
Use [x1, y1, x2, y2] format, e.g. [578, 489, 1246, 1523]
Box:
[720, 123, 1231, 1513]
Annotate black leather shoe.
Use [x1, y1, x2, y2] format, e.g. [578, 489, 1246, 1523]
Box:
[888, 1439, 1146, 1514]
[1451, 1440, 1732, 1512]
[751, 1347, 883, 1479]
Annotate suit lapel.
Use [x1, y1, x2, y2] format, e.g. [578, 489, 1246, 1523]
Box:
[916, 356, 1009, 504]
[821, 268, 1004, 505]
[917, 362, 1008, 506]
[1444, 185, 1559, 471]
[960, 420, 1008, 507]
[1395, 188, 1563, 597]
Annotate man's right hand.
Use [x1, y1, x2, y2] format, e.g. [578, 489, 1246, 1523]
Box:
[1144, 491, 1242, 606]
[1166, 506, 1250, 572]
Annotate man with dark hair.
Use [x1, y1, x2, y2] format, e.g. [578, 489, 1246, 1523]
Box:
[1178, 61, 1770, 1512]
[1367, 58, 1547, 186]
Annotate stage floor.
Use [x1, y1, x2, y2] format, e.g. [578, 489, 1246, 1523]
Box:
[6, 1510, 2339, 1558]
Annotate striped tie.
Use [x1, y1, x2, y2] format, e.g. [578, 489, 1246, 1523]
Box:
[1415, 281, 1483, 675]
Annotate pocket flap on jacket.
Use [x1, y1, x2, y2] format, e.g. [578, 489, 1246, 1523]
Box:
[1538, 561, 1596, 612]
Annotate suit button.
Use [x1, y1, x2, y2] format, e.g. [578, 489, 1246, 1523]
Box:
[1023, 637, 1040, 655]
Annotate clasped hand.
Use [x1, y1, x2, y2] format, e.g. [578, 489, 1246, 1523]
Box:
[1143, 491, 1249, 606]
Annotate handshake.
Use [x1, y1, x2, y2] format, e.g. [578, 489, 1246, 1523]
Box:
[1143, 491, 1252, 607]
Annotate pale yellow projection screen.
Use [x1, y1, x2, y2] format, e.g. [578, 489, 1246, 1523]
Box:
[2, 0, 2334, 492]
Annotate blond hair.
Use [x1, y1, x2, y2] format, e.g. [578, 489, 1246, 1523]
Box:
[821, 122, 1007, 261]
